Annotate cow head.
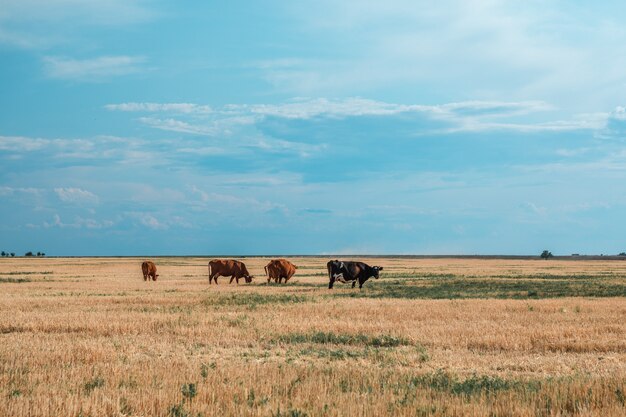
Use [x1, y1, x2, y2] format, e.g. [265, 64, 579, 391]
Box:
[153, 274, 159, 281]
[371, 266, 383, 279]
[245, 275, 254, 283]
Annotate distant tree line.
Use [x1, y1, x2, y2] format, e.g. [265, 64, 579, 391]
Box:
[542, 250, 626, 259]
[24, 252, 46, 257]
[1, 251, 45, 257]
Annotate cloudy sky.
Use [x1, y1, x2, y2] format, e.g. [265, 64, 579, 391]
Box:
[2, 1, 626, 256]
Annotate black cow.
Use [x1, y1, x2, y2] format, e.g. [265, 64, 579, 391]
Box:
[327, 260, 383, 289]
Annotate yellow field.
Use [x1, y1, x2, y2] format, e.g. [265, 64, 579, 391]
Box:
[1, 257, 625, 416]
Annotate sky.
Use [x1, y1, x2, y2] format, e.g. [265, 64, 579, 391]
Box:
[1, 1, 626, 256]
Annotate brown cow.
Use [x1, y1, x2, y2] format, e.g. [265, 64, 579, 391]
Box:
[265, 259, 297, 284]
[141, 261, 158, 281]
[208, 259, 253, 284]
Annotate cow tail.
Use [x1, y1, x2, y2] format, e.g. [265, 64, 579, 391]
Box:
[264, 265, 268, 276]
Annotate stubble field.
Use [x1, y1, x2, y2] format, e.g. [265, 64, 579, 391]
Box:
[1, 257, 625, 416]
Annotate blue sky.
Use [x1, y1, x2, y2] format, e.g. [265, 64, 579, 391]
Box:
[2, 1, 626, 255]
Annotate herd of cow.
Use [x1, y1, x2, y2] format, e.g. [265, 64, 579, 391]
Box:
[141, 259, 384, 289]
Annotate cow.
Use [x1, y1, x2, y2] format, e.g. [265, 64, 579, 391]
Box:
[141, 261, 159, 281]
[208, 259, 253, 284]
[265, 259, 298, 284]
[327, 260, 383, 289]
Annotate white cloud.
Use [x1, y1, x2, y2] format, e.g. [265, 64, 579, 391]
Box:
[0, 186, 41, 196]
[119, 212, 171, 230]
[136, 117, 219, 135]
[592, 106, 626, 139]
[448, 120, 601, 134]
[42, 214, 113, 229]
[112, 97, 552, 122]
[269, 1, 626, 113]
[252, 137, 327, 157]
[190, 185, 209, 202]
[521, 202, 547, 215]
[108, 97, 602, 135]
[54, 187, 99, 205]
[436, 101, 553, 118]
[105, 102, 212, 114]
[233, 97, 424, 119]
[138, 213, 165, 229]
[176, 146, 228, 155]
[0, 135, 50, 151]
[555, 148, 591, 157]
[612, 106, 626, 121]
[188, 186, 288, 213]
[0, 1, 156, 48]
[0, 26, 59, 48]
[241, 98, 553, 120]
[207, 192, 287, 213]
[43, 55, 146, 80]
[0, 134, 152, 164]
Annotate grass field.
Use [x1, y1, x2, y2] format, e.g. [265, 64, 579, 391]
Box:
[1, 257, 625, 416]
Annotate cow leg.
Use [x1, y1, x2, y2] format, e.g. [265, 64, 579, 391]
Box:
[352, 281, 356, 288]
[328, 277, 335, 289]
[358, 279, 364, 289]
[143, 274, 148, 281]
[229, 275, 235, 284]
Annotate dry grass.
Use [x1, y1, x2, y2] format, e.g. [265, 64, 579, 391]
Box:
[0, 257, 625, 416]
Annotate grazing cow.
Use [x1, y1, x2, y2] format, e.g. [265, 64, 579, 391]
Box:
[141, 261, 159, 281]
[265, 259, 298, 284]
[327, 260, 383, 289]
[208, 259, 253, 284]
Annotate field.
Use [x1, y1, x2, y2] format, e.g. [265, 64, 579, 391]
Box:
[1, 257, 625, 417]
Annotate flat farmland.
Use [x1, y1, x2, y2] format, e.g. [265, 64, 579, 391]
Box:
[1, 257, 625, 416]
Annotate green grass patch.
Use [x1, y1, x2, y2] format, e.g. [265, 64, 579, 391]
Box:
[275, 331, 411, 347]
[298, 346, 365, 360]
[203, 293, 311, 307]
[406, 371, 540, 396]
[281, 282, 325, 288]
[382, 273, 457, 280]
[0, 277, 32, 283]
[383, 272, 622, 281]
[332, 277, 626, 299]
[290, 273, 328, 277]
[83, 376, 105, 394]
